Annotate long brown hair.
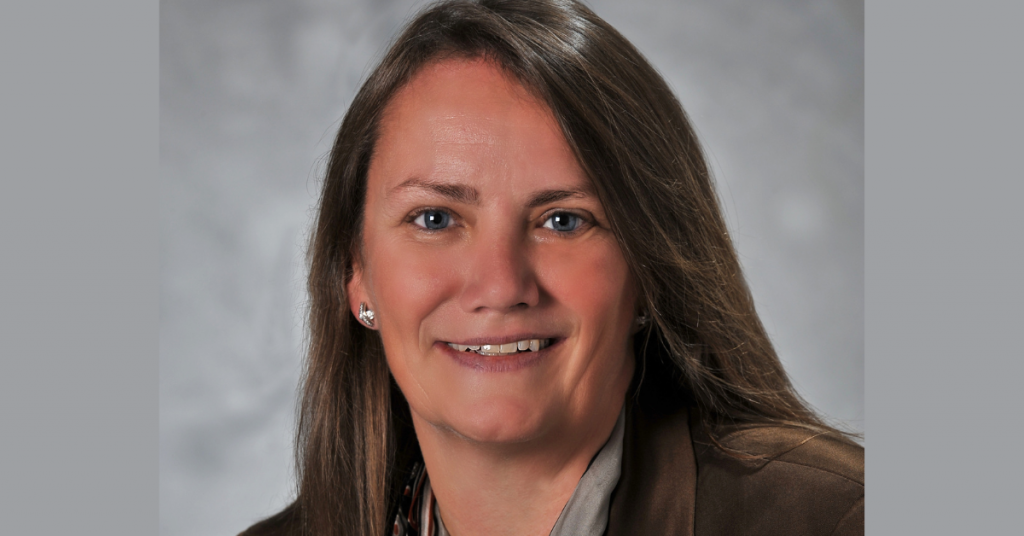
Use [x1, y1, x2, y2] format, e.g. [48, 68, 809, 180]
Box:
[245, 1, 845, 535]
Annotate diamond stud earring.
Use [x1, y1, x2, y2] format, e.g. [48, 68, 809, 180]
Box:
[358, 302, 375, 328]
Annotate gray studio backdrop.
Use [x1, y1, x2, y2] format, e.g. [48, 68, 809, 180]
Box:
[160, 1, 863, 535]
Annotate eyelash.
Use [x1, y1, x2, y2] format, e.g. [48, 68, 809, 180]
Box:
[406, 207, 594, 235]
[539, 209, 592, 235]
[408, 207, 457, 232]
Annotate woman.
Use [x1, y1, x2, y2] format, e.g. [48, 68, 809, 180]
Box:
[242, 1, 863, 535]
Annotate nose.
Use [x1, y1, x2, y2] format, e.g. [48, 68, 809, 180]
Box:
[458, 230, 540, 313]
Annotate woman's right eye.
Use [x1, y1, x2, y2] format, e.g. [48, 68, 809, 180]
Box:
[412, 210, 451, 230]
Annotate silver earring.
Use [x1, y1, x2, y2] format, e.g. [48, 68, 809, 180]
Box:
[635, 311, 650, 328]
[358, 302, 375, 328]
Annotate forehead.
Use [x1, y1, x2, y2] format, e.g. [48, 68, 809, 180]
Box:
[369, 58, 587, 196]
[382, 57, 556, 138]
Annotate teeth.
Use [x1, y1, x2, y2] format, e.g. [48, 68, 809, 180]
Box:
[448, 339, 551, 355]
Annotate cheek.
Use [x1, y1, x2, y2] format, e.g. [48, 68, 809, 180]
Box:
[365, 235, 458, 366]
[536, 236, 634, 335]
[534, 235, 635, 413]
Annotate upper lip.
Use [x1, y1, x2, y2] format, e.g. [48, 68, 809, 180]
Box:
[441, 333, 560, 346]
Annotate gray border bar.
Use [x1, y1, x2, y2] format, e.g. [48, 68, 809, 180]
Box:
[867, 0, 1023, 533]
[0, 1, 159, 534]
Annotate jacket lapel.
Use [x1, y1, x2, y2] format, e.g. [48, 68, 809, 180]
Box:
[606, 402, 697, 535]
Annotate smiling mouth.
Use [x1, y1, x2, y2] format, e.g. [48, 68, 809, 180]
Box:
[446, 338, 553, 356]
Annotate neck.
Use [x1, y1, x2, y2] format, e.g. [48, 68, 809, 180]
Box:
[412, 400, 625, 536]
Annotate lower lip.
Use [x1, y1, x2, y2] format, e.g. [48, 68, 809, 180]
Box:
[437, 340, 559, 372]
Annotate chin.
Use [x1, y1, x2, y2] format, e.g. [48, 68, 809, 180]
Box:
[442, 396, 550, 445]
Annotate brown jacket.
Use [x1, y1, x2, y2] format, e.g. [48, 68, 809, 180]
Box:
[241, 404, 864, 535]
[608, 403, 864, 535]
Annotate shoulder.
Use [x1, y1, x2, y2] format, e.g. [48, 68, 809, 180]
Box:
[237, 502, 301, 536]
[697, 423, 864, 486]
[691, 422, 864, 536]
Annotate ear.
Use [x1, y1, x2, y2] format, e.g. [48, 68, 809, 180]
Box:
[346, 257, 374, 328]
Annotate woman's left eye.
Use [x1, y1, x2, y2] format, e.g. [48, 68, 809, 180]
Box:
[542, 212, 582, 233]
[412, 210, 452, 230]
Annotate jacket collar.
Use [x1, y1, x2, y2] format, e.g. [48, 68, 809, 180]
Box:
[606, 401, 697, 536]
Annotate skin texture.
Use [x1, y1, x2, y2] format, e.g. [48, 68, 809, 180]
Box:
[347, 58, 636, 536]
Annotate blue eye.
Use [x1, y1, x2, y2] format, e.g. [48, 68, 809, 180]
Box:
[543, 212, 581, 232]
[414, 210, 451, 230]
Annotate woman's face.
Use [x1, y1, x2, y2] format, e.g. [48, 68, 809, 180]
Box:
[349, 58, 636, 445]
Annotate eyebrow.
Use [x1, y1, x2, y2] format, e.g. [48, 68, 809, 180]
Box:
[391, 178, 480, 204]
[527, 188, 588, 208]
[390, 178, 589, 208]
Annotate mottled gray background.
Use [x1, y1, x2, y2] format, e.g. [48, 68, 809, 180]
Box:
[160, 1, 863, 535]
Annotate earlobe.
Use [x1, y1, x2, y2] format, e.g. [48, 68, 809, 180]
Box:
[346, 260, 373, 328]
[632, 310, 650, 334]
[358, 303, 376, 328]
